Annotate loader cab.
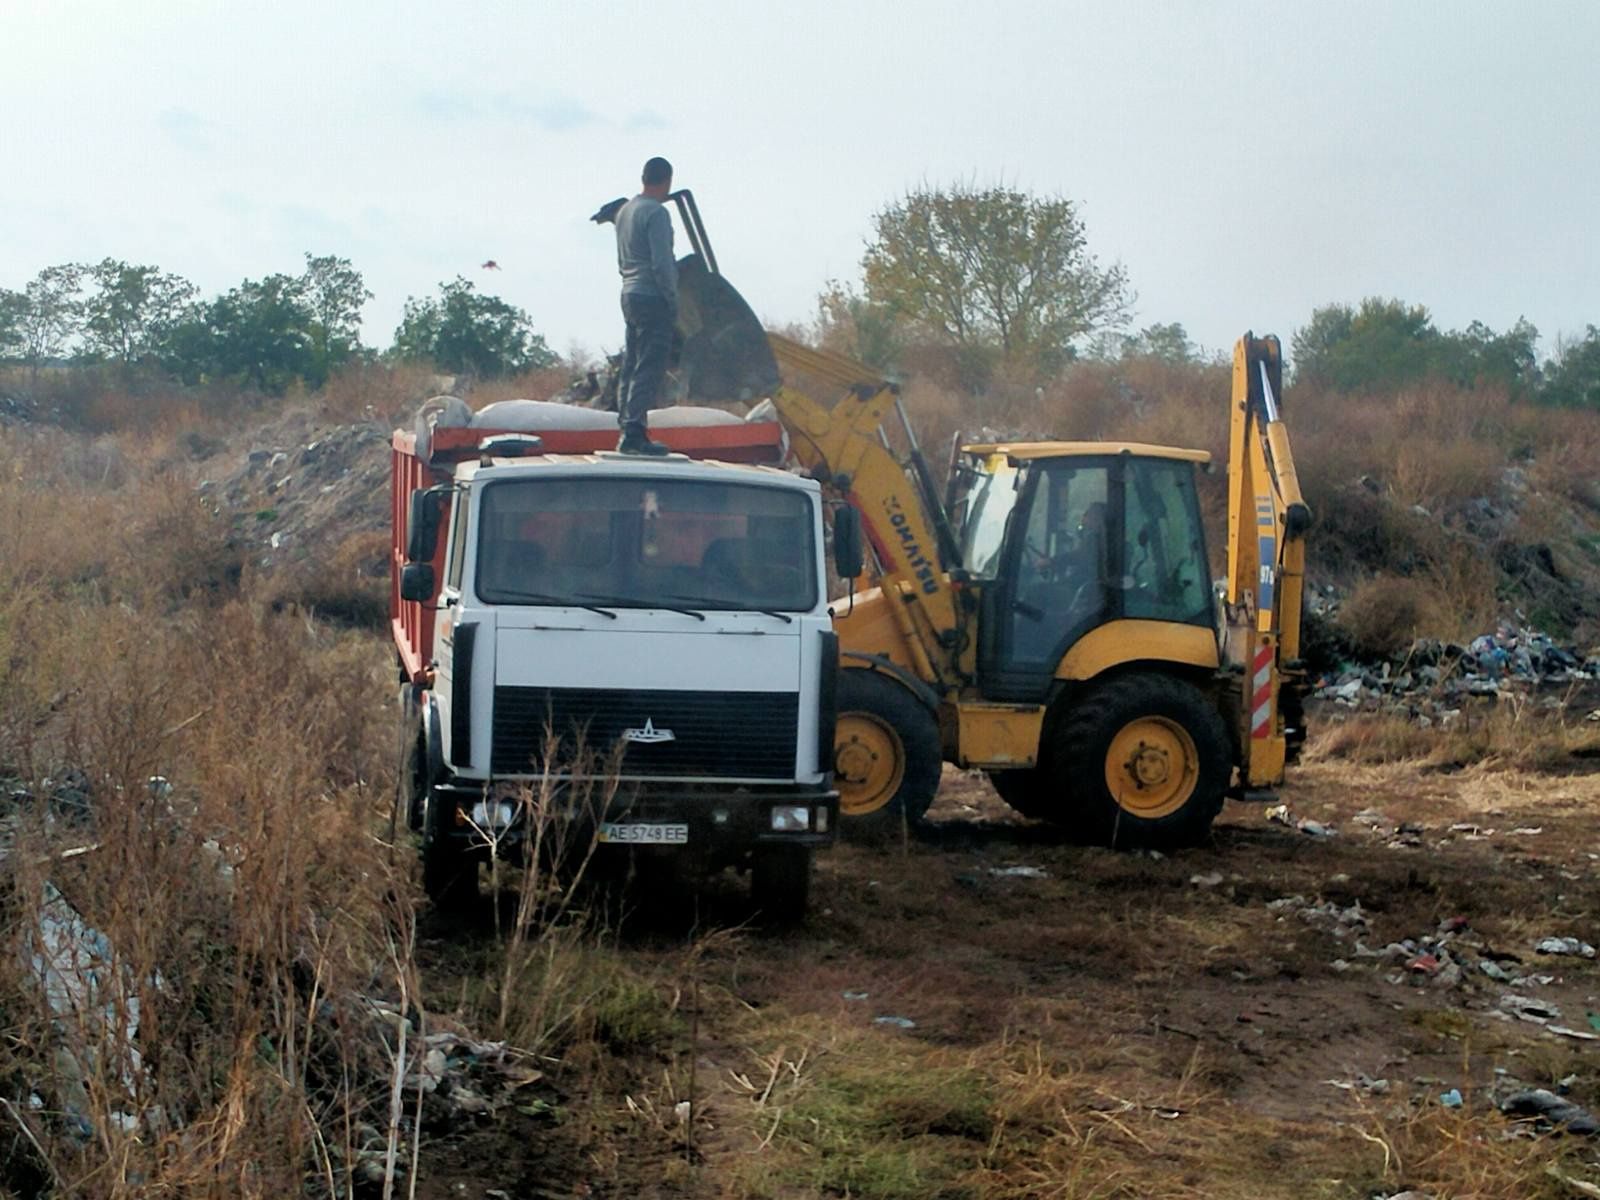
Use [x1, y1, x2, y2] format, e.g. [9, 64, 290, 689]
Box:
[959, 444, 1215, 703]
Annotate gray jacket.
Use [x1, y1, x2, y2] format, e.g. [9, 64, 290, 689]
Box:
[616, 195, 678, 308]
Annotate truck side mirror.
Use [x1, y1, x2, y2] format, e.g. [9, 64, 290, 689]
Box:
[400, 562, 436, 603]
[407, 489, 443, 562]
[833, 506, 863, 580]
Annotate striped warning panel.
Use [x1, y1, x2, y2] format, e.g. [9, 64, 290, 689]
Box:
[1250, 645, 1275, 740]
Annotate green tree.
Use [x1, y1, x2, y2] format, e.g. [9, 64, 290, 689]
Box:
[391, 277, 555, 378]
[1540, 326, 1600, 409]
[79, 258, 198, 370]
[13, 265, 83, 386]
[1118, 321, 1200, 364]
[0, 288, 24, 361]
[300, 253, 371, 383]
[859, 182, 1130, 385]
[194, 274, 317, 394]
[814, 279, 903, 373]
[1292, 299, 1540, 395]
[1291, 298, 1440, 391]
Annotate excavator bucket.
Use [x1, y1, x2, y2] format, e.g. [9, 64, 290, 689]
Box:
[592, 189, 780, 406]
[673, 254, 781, 404]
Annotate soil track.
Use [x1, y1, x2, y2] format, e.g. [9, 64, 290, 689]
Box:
[416, 755, 1600, 1198]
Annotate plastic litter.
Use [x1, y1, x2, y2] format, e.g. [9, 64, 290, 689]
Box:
[987, 865, 1049, 879]
[841, 990, 868, 1002]
[1500, 994, 1561, 1024]
[1190, 872, 1224, 888]
[1439, 1088, 1463, 1108]
[1500, 1088, 1600, 1136]
[872, 1015, 916, 1029]
[1535, 936, 1596, 959]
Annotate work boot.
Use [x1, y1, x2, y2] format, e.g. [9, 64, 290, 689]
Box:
[617, 432, 671, 457]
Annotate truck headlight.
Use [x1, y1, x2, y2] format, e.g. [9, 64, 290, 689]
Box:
[769, 805, 811, 832]
[469, 800, 517, 830]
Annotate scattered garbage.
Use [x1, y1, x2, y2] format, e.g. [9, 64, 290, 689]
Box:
[1190, 872, 1224, 888]
[872, 1015, 917, 1029]
[1500, 994, 1561, 1024]
[1266, 895, 1367, 939]
[1500, 1088, 1600, 1136]
[1439, 1087, 1463, 1108]
[841, 990, 869, 1002]
[1296, 819, 1337, 838]
[1311, 622, 1600, 721]
[1535, 936, 1596, 959]
[987, 865, 1049, 879]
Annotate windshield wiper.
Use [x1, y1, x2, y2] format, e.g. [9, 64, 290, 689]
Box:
[667, 593, 793, 624]
[579, 593, 706, 621]
[489, 589, 617, 619]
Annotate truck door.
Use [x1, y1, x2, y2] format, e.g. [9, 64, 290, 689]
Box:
[432, 489, 471, 767]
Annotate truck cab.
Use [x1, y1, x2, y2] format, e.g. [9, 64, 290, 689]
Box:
[394, 436, 841, 918]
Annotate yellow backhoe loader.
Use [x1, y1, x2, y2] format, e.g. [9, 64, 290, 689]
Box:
[600, 191, 1312, 847]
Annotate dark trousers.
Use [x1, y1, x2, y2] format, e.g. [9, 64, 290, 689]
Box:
[619, 292, 674, 439]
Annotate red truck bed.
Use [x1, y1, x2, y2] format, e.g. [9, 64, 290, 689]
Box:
[389, 417, 787, 683]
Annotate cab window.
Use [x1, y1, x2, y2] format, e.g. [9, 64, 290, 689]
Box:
[1122, 460, 1211, 625]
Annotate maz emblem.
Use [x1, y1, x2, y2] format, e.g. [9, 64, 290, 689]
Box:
[621, 719, 675, 744]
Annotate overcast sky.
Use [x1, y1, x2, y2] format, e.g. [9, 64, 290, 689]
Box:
[5, 1, 1598, 362]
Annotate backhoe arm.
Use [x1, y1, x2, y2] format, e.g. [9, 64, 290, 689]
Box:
[1224, 334, 1311, 788]
[765, 333, 963, 686]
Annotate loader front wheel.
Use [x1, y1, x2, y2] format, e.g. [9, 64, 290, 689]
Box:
[833, 670, 942, 841]
[1050, 673, 1229, 850]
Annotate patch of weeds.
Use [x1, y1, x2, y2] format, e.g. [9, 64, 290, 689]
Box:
[589, 968, 680, 1055]
[254, 508, 278, 521]
[746, 1048, 992, 1200]
[1407, 1007, 1473, 1041]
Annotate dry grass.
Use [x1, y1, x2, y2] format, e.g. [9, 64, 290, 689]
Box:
[1310, 701, 1600, 772]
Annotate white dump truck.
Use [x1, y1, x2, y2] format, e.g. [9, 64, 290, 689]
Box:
[390, 404, 852, 918]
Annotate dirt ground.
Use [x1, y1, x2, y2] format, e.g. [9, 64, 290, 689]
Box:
[412, 744, 1600, 1200]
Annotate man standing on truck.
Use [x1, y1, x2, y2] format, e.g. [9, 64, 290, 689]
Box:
[614, 156, 678, 456]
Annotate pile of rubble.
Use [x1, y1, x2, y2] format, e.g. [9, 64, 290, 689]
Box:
[1311, 623, 1600, 720]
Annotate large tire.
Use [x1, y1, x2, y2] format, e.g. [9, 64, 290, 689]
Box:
[1048, 673, 1230, 850]
[751, 846, 812, 923]
[420, 784, 480, 915]
[832, 670, 942, 841]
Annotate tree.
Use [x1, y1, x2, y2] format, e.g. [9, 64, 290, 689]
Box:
[79, 258, 198, 370]
[1118, 321, 1200, 365]
[814, 279, 903, 373]
[13, 265, 83, 385]
[859, 182, 1130, 385]
[300, 253, 371, 383]
[192, 274, 318, 394]
[1292, 299, 1540, 394]
[391, 278, 555, 378]
[1540, 326, 1600, 409]
[0, 288, 24, 361]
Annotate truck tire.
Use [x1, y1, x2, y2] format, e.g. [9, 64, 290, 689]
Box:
[1048, 672, 1230, 850]
[751, 845, 812, 923]
[420, 786, 480, 915]
[833, 670, 942, 841]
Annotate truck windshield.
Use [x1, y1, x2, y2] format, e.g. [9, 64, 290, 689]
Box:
[959, 463, 1020, 578]
[476, 477, 816, 613]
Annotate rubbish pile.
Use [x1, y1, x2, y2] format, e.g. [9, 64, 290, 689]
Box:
[1311, 624, 1600, 718]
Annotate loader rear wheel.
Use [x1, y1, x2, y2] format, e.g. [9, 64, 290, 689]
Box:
[833, 670, 942, 841]
[1050, 673, 1229, 849]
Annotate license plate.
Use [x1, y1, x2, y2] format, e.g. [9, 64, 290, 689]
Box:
[597, 822, 689, 845]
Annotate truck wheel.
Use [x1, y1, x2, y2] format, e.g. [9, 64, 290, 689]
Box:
[1049, 673, 1230, 850]
[751, 846, 811, 923]
[420, 787, 480, 915]
[833, 670, 942, 841]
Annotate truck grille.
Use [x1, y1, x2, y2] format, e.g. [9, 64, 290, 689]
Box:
[491, 687, 799, 780]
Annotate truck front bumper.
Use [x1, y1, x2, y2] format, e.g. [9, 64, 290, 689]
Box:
[430, 778, 839, 857]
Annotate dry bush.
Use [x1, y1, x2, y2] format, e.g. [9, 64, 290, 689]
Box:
[1336, 575, 1448, 660]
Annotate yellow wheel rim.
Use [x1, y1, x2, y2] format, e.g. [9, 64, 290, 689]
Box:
[1104, 717, 1199, 819]
[834, 714, 905, 817]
